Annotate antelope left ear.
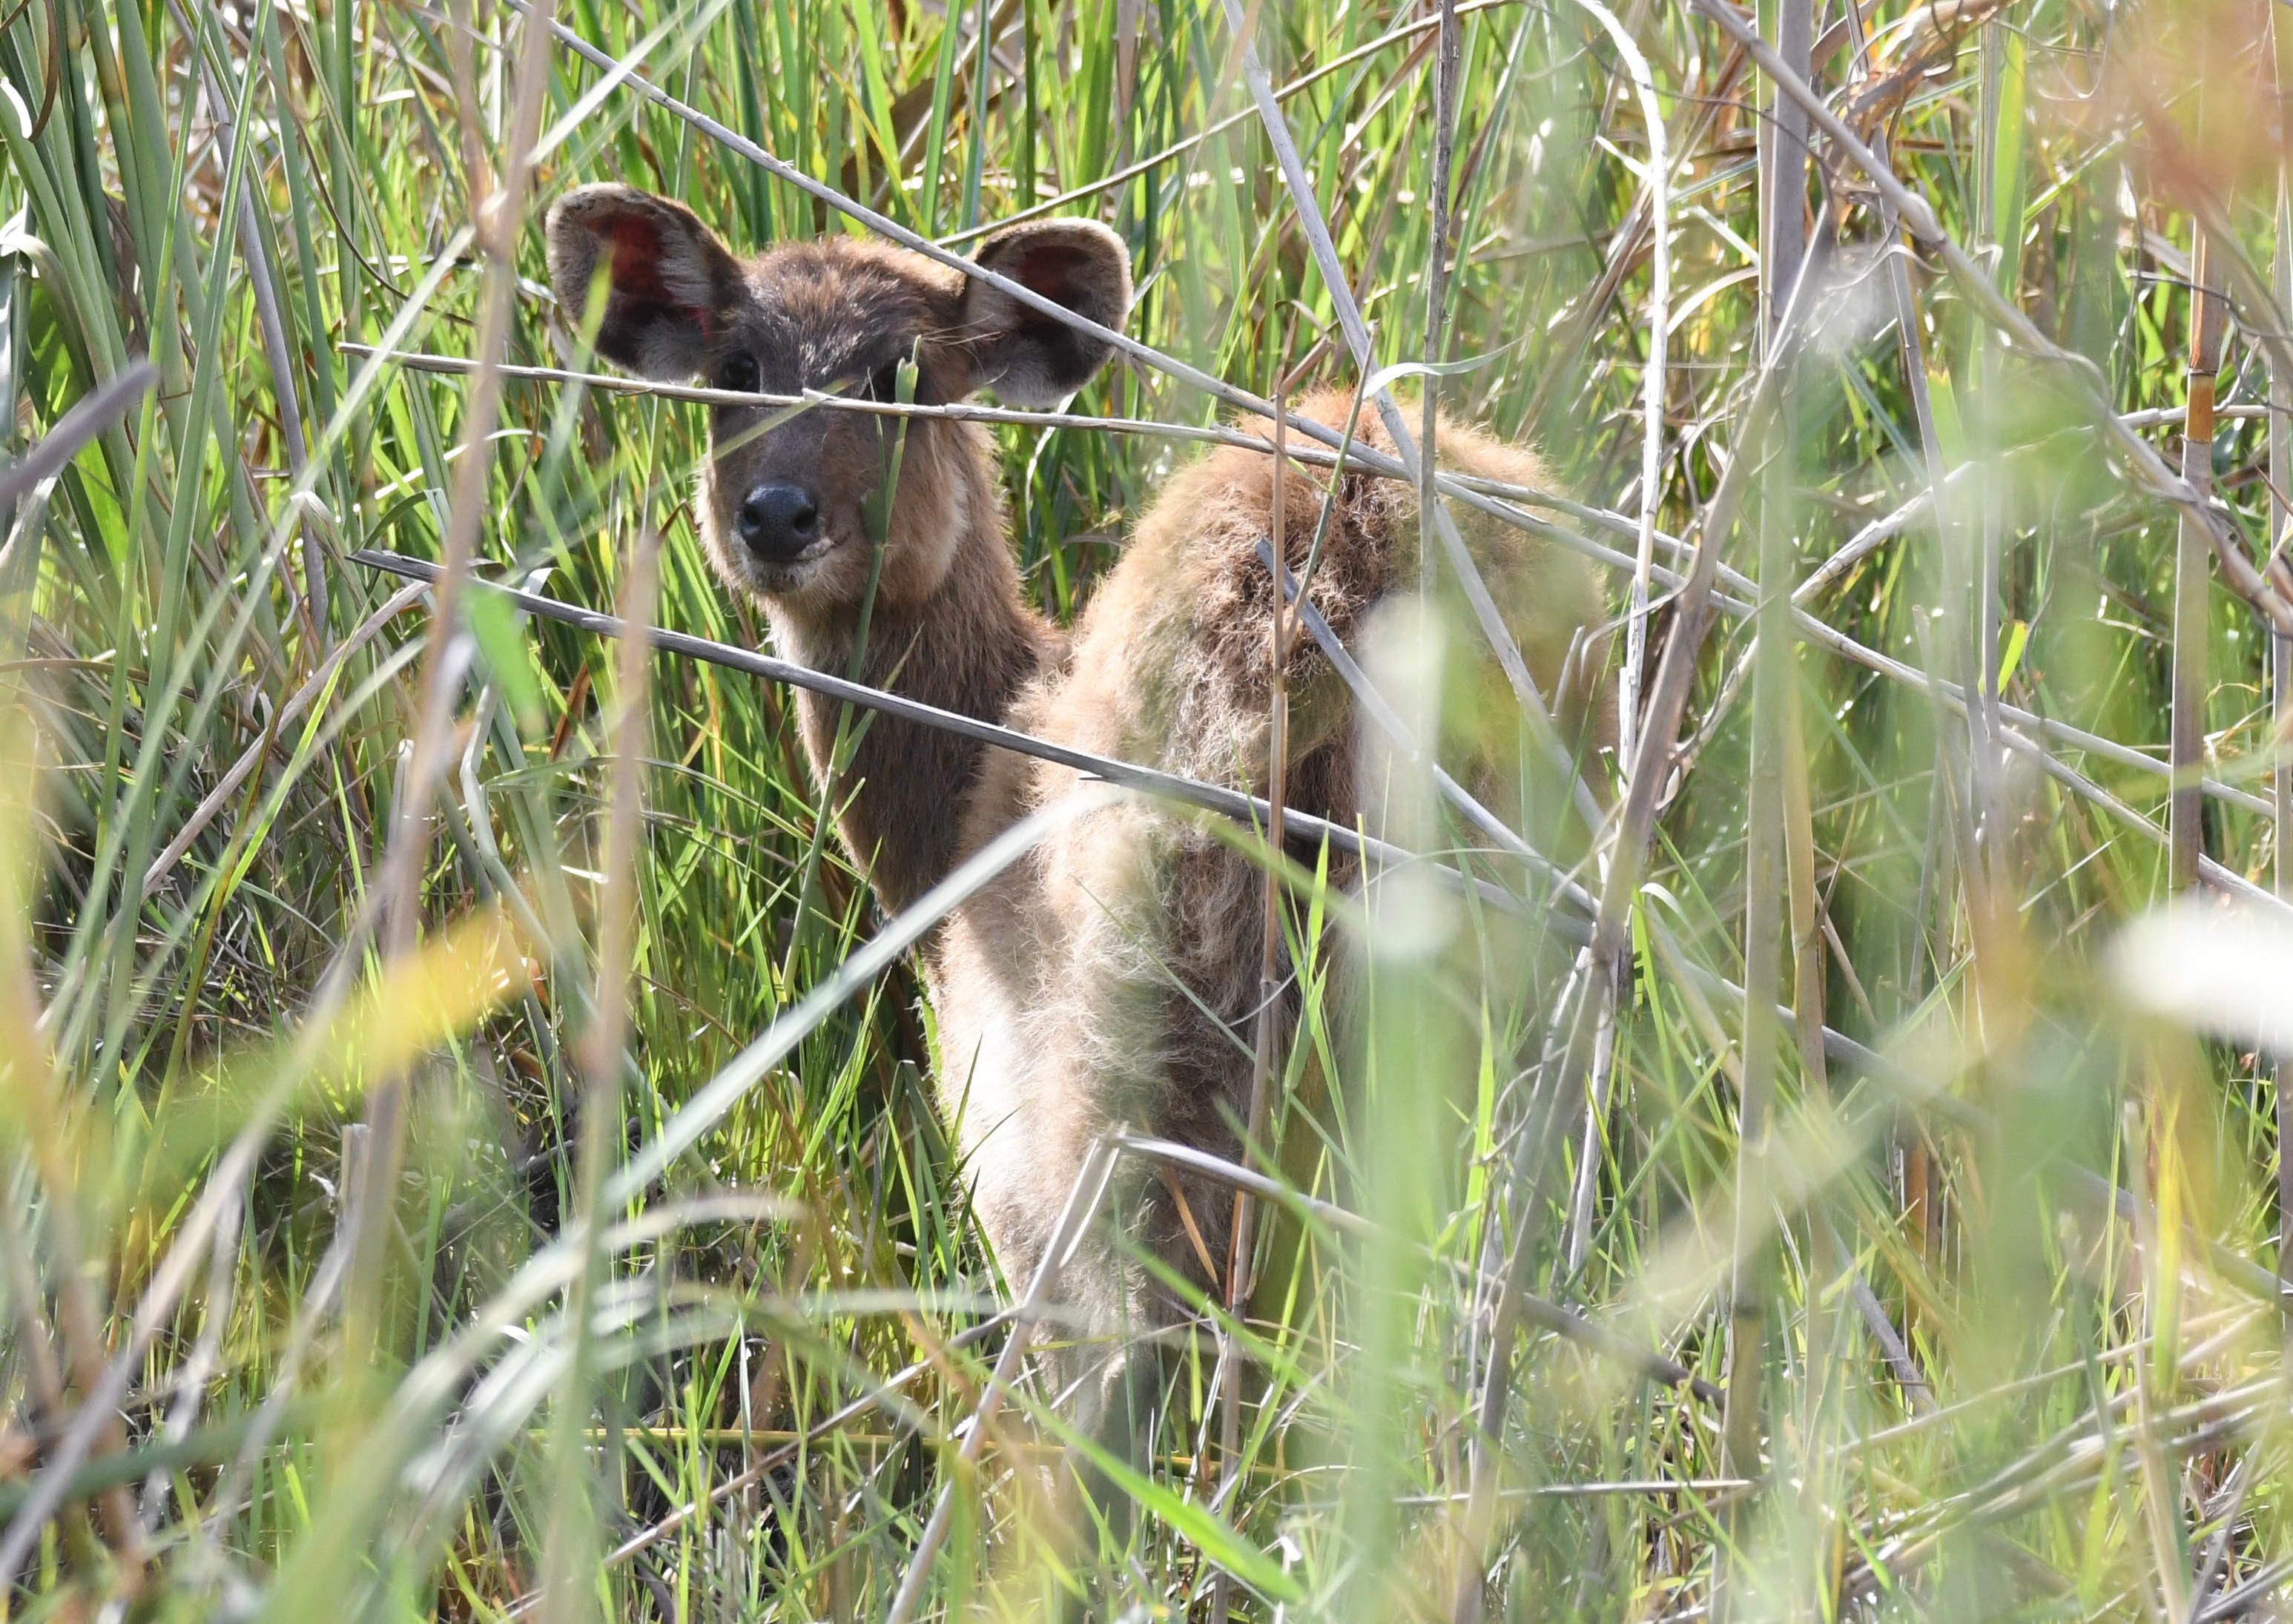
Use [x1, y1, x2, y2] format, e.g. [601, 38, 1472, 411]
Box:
[546, 183, 745, 380]
[953, 219, 1132, 406]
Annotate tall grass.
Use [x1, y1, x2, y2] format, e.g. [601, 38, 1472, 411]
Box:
[0, 0, 2288, 1618]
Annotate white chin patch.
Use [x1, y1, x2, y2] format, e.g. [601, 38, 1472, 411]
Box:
[745, 538, 839, 593]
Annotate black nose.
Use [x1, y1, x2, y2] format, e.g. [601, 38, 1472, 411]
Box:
[736, 483, 821, 562]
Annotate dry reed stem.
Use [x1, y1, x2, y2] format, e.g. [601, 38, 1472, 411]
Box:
[352, 0, 561, 1369]
[2274, 4, 2293, 1313]
[342, 547, 2278, 1390]
[353, 345, 2286, 819]
[538, 526, 658, 1624]
[2171, 224, 2226, 895]
[1212, 357, 1297, 1624]
[882, 1138, 1120, 1624]
[1692, 0, 2293, 637]
[347, 549, 1510, 902]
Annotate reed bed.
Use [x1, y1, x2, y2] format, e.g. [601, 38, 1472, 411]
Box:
[0, 0, 2287, 1617]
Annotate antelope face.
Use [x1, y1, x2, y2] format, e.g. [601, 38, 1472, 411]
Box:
[544, 185, 1131, 615]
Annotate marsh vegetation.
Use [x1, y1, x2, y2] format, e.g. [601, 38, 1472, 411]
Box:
[0, 0, 2287, 1617]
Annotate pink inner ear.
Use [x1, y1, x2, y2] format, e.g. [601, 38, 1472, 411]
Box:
[605, 217, 672, 303]
[1010, 242, 1090, 308]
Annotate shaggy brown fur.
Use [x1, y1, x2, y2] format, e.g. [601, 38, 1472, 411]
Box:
[545, 188, 1611, 1427]
[955, 395, 1612, 1382]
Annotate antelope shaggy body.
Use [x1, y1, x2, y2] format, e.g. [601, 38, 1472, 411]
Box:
[545, 184, 1609, 1430]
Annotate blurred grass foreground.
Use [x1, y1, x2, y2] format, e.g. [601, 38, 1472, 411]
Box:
[3, 0, 2293, 1617]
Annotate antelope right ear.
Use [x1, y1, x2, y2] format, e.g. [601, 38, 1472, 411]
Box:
[545, 184, 745, 380]
[954, 219, 1132, 406]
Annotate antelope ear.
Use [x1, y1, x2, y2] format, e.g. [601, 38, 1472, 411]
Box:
[954, 219, 1132, 406]
[545, 183, 745, 380]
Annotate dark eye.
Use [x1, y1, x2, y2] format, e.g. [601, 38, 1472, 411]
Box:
[715, 352, 760, 395]
[865, 362, 903, 403]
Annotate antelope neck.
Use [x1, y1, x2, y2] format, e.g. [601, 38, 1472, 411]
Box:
[772, 544, 1054, 914]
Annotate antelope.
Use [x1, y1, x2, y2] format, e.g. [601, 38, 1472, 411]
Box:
[544, 184, 1610, 1440]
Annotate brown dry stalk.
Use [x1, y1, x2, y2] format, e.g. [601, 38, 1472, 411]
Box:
[1691, 0, 2293, 641]
[353, 344, 2286, 825]
[1836, 0, 2013, 139]
[1211, 356, 1296, 1624]
[2171, 228, 2228, 895]
[2273, 1, 2293, 1311]
[351, 0, 562, 1368]
[537, 525, 659, 1624]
